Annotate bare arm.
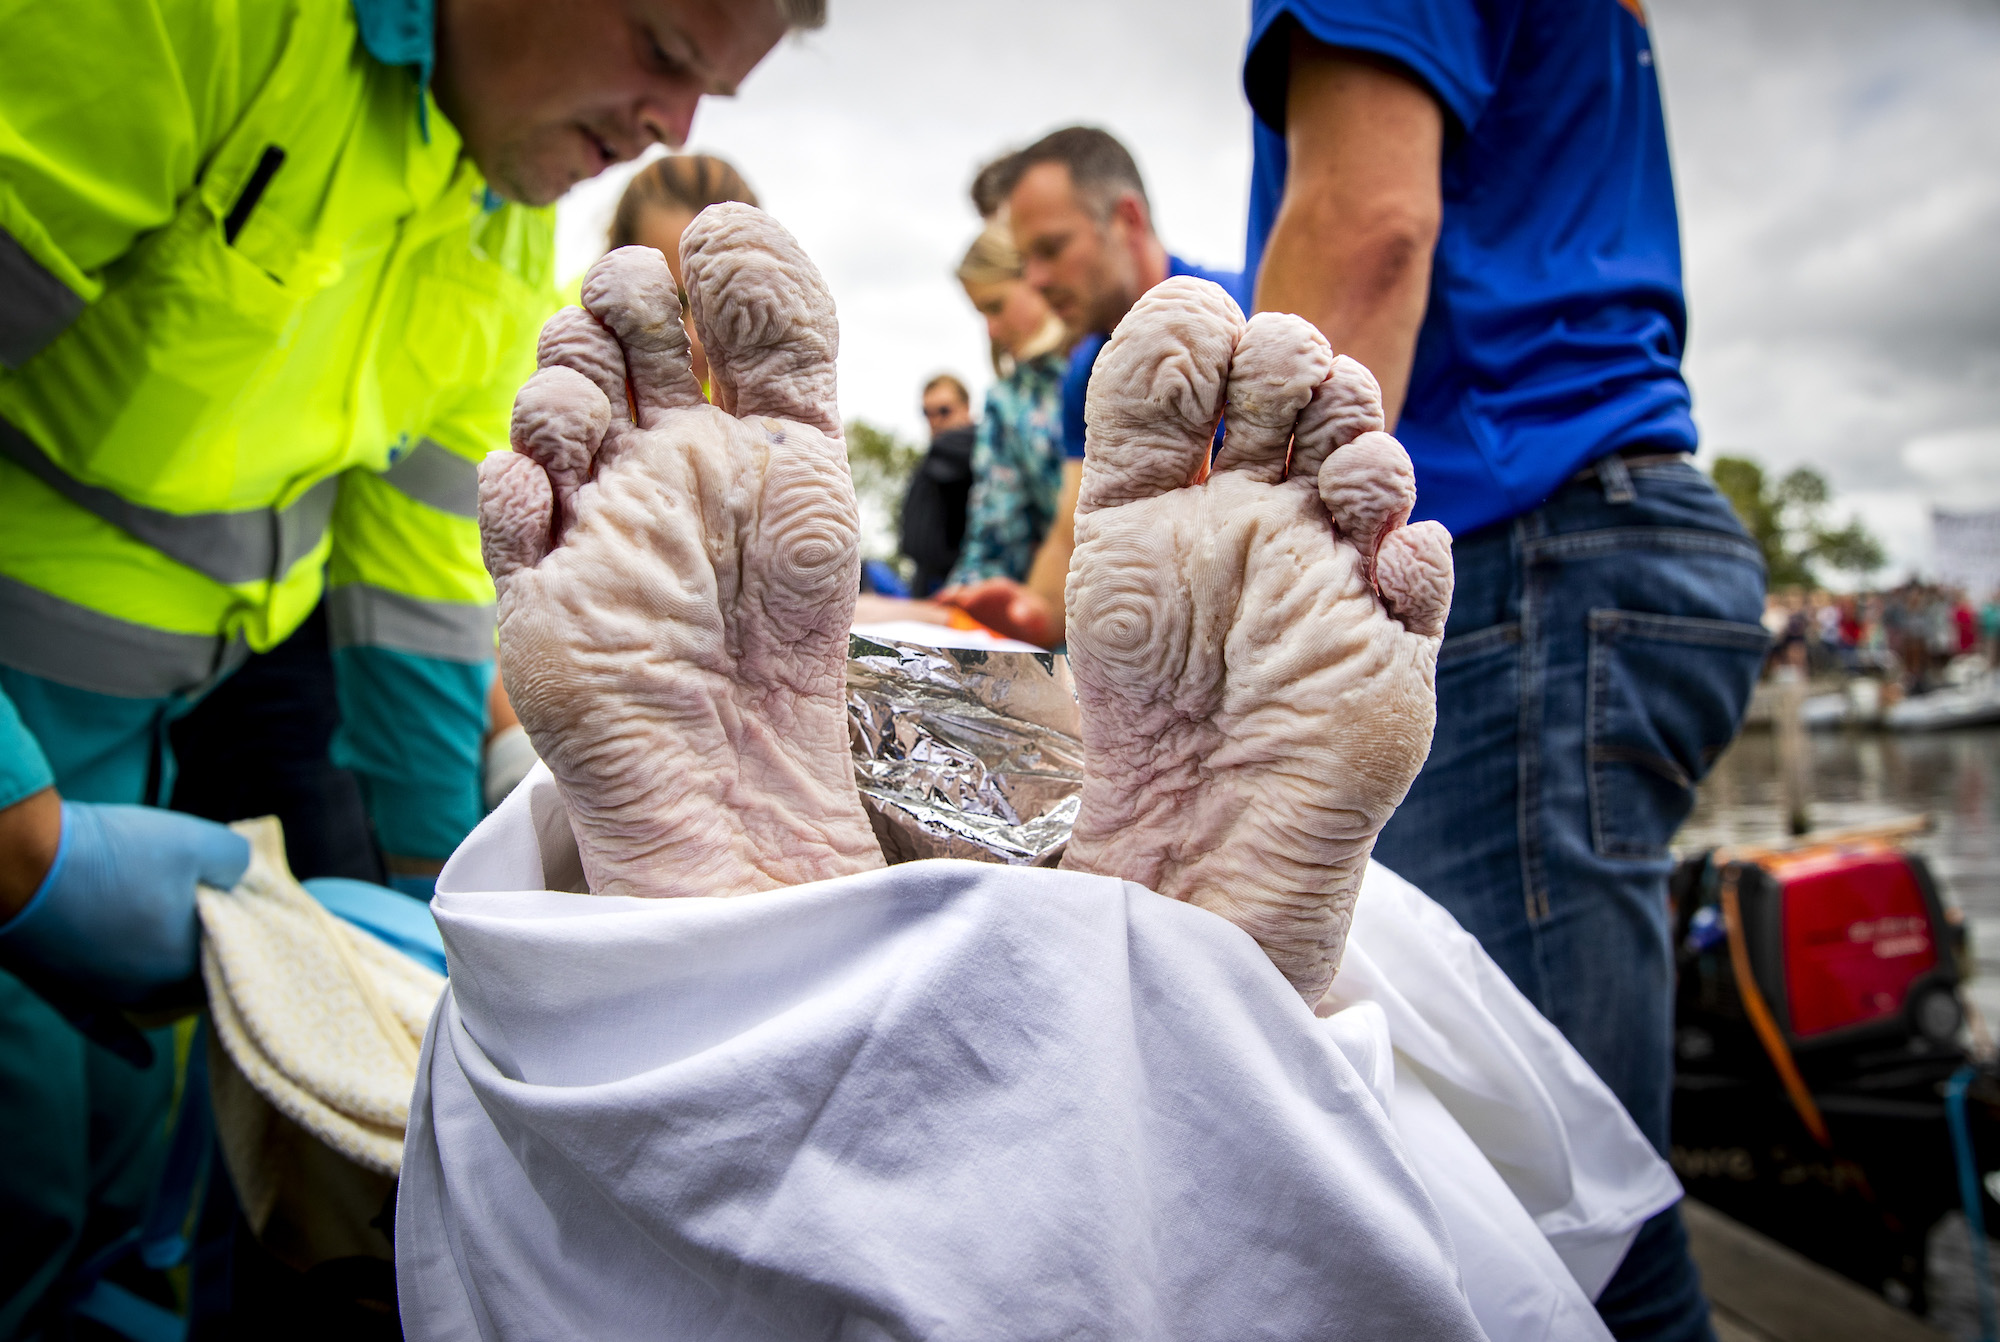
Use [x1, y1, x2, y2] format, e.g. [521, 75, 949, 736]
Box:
[487, 673, 520, 741]
[0, 788, 63, 920]
[1253, 34, 1444, 428]
[1023, 460, 1082, 642]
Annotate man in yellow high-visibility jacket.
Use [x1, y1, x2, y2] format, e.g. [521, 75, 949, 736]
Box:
[0, 0, 812, 1329]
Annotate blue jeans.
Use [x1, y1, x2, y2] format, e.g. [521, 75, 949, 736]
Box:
[1374, 454, 1768, 1341]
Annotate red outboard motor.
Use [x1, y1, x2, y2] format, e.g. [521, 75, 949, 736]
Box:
[1727, 845, 1960, 1063]
[1670, 840, 1998, 1312]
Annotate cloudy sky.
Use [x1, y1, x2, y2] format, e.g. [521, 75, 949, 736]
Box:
[555, 0, 2000, 580]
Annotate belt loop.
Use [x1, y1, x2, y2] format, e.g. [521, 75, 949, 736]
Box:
[1597, 451, 1636, 505]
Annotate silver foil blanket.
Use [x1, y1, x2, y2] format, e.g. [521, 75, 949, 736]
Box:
[847, 637, 1083, 866]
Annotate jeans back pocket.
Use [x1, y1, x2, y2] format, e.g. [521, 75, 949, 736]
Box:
[1587, 609, 1769, 859]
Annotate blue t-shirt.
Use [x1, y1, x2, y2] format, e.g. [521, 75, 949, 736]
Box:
[1241, 0, 1696, 536]
[1063, 255, 1247, 460]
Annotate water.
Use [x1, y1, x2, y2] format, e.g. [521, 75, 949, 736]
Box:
[1681, 725, 2000, 1338]
[1681, 726, 2000, 1012]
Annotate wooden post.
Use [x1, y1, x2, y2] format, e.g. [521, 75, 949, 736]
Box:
[1773, 662, 1812, 836]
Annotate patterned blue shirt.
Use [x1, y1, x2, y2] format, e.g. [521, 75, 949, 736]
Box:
[946, 351, 1068, 587]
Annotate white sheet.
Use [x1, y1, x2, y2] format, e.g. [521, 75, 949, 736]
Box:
[1325, 873, 1684, 1299]
[399, 765, 1678, 1341]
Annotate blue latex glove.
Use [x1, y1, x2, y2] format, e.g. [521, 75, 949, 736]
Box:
[0, 802, 250, 1008]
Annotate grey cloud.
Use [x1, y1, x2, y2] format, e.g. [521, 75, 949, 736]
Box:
[1655, 0, 2000, 571]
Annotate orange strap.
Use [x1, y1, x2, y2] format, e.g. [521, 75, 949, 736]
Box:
[1720, 863, 1834, 1149]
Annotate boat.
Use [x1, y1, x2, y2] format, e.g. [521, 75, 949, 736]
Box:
[1885, 673, 2000, 731]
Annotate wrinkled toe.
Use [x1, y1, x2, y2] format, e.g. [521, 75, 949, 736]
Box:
[1318, 430, 1416, 568]
[1078, 277, 1245, 514]
[1376, 520, 1454, 638]
[478, 451, 553, 589]
[681, 203, 840, 436]
[1289, 356, 1385, 483]
[1213, 312, 1332, 483]
[581, 246, 706, 425]
[537, 307, 633, 430]
[511, 366, 612, 533]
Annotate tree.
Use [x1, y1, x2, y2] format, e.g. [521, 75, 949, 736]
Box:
[1708, 455, 1887, 590]
[1710, 456, 1796, 585]
[1811, 518, 1888, 581]
[844, 419, 923, 565]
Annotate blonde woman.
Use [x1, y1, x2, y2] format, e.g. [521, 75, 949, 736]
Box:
[938, 220, 1070, 593]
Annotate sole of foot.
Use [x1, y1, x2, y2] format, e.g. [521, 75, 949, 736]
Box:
[477, 206, 884, 900]
[1059, 280, 1453, 1002]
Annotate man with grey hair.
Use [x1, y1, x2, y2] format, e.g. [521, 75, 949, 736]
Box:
[432, 0, 820, 205]
[993, 128, 1179, 337]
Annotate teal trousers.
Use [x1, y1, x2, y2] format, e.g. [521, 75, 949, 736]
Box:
[0, 667, 183, 1339]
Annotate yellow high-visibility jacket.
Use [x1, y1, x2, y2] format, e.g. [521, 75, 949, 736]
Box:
[0, 0, 558, 856]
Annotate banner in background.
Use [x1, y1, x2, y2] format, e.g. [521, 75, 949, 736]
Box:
[1932, 509, 2000, 596]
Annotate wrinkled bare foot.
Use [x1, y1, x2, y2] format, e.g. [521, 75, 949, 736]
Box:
[1059, 281, 1453, 1000]
[477, 205, 884, 899]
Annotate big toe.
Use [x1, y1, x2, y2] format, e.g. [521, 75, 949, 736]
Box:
[581, 245, 707, 426]
[1078, 277, 1244, 514]
[681, 203, 840, 436]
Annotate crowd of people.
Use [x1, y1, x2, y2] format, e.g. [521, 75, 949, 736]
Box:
[0, 0, 1786, 1337]
[1766, 583, 2000, 690]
